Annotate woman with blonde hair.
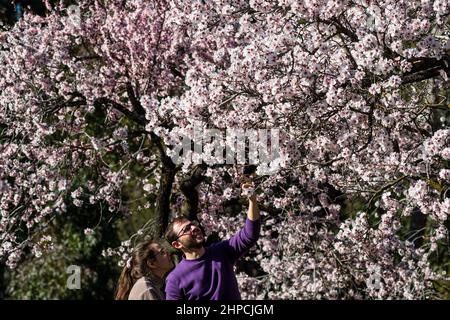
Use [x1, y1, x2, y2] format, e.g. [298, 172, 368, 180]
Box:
[115, 238, 174, 300]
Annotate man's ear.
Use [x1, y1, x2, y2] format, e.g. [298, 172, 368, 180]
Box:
[171, 241, 182, 250]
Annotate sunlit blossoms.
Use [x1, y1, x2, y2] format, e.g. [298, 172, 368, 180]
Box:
[0, 0, 449, 298]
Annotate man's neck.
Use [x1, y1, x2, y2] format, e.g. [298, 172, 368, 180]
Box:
[184, 246, 206, 260]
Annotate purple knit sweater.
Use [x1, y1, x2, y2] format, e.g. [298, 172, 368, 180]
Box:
[165, 218, 261, 300]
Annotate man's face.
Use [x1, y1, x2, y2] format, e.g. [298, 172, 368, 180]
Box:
[173, 219, 205, 250]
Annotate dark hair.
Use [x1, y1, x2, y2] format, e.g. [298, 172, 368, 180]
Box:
[115, 238, 157, 300]
[165, 216, 190, 244]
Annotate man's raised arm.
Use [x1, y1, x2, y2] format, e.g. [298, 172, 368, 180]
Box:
[226, 183, 261, 259]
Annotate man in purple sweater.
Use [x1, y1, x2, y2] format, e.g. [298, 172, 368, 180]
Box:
[164, 183, 261, 300]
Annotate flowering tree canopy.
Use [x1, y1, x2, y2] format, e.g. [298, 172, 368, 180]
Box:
[0, 0, 449, 299]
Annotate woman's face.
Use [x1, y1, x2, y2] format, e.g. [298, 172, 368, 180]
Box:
[149, 243, 174, 272]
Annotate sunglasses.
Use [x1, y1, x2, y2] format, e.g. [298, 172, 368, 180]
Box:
[175, 220, 201, 241]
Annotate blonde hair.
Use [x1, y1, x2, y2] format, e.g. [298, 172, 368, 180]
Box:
[115, 238, 157, 300]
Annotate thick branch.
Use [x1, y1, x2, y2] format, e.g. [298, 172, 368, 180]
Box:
[320, 17, 449, 87]
[402, 65, 447, 85]
[126, 82, 147, 116]
[95, 97, 146, 125]
[44, 93, 86, 115]
[180, 164, 207, 221]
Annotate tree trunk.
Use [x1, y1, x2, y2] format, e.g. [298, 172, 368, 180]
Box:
[155, 162, 176, 237]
